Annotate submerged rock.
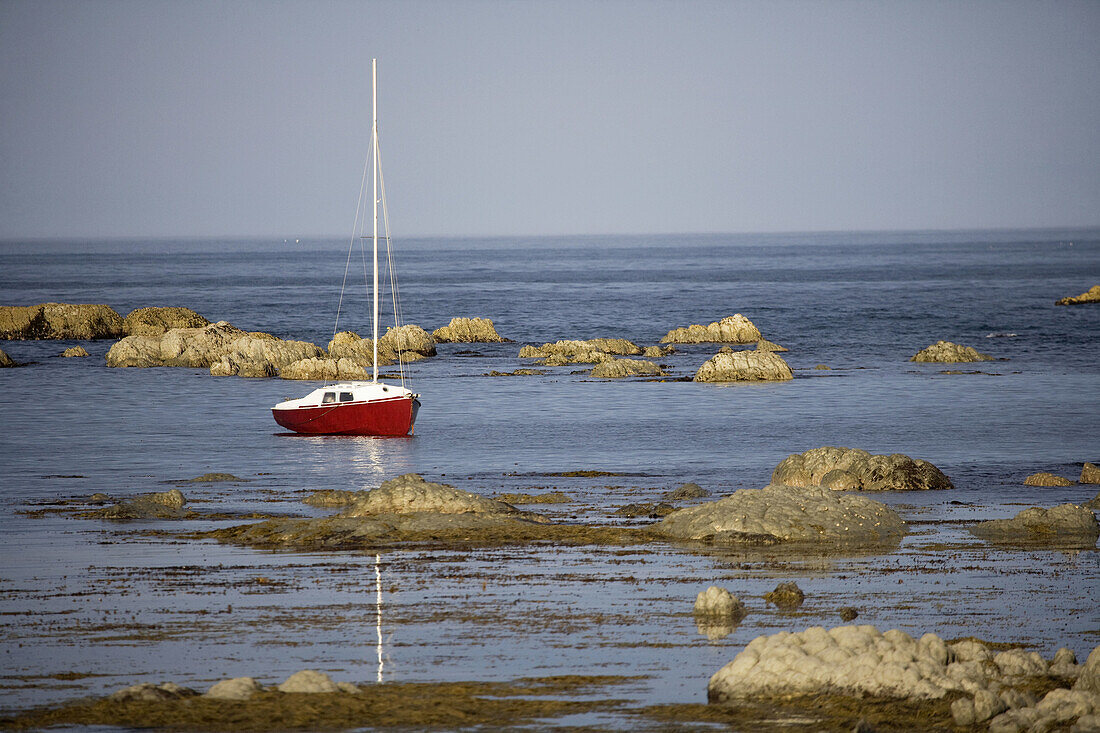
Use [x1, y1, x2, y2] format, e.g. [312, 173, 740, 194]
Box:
[661, 314, 762, 344]
[432, 317, 506, 342]
[1081, 462, 1100, 485]
[184, 473, 249, 483]
[94, 489, 189, 520]
[210, 334, 323, 377]
[304, 489, 369, 507]
[613, 502, 675, 518]
[693, 350, 793, 382]
[279, 357, 367, 381]
[1024, 472, 1074, 487]
[0, 347, 15, 368]
[970, 503, 1099, 546]
[0, 303, 124, 340]
[122, 306, 210, 337]
[910, 340, 993, 363]
[771, 447, 954, 492]
[1055, 284, 1100, 306]
[764, 581, 805, 609]
[654, 483, 906, 546]
[589, 358, 665, 378]
[60, 346, 89, 357]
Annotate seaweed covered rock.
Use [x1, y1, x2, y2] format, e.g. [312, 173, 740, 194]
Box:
[910, 340, 993, 363]
[654, 483, 906, 546]
[771, 447, 954, 492]
[1055, 284, 1100, 306]
[1081, 462, 1100, 485]
[0, 303, 124, 340]
[693, 350, 793, 382]
[666, 482, 709, 500]
[589, 358, 665, 378]
[519, 338, 642, 365]
[341, 473, 529, 517]
[210, 334, 323, 377]
[304, 489, 369, 507]
[93, 489, 189, 520]
[432, 317, 506, 343]
[278, 357, 367, 381]
[60, 346, 89, 357]
[122, 307, 210, 337]
[987, 645, 1100, 731]
[106, 321, 249, 368]
[661, 314, 762, 344]
[1023, 472, 1074, 487]
[764, 581, 805, 609]
[970, 503, 1099, 547]
[0, 347, 15, 367]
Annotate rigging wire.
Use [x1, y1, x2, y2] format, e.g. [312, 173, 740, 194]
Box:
[334, 142, 373, 341]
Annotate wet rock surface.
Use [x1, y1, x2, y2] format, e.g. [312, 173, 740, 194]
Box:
[771, 446, 954, 492]
[1024, 471, 1075, 487]
[763, 581, 805, 609]
[910, 340, 993, 362]
[660, 314, 762, 344]
[589, 358, 665, 378]
[970, 503, 1100, 547]
[693, 349, 793, 382]
[694, 586, 747, 640]
[60, 346, 89, 357]
[0, 347, 14, 367]
[122, 307, 210, 337]
[0, 303, 124, 340]
[1081, 462, 1100, 484]
[92, 490, 191, 520]
[1056, 284, 1100, 305]
[613, 502, 675, 518]
[666, 482, 709, 500]
[654, 483, 906, 545]
[431, 317, 506, 342]
[339, 473, 539, 518]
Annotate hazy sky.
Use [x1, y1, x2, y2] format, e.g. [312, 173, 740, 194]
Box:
[1, 0, 1098, 239]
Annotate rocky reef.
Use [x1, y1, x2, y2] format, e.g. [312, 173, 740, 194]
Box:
[660, 314, 762, 344]
[708, 624, 1098, 731]
[589, 358, 665, 378]
[91, 489, 190, 520]
[0, 347, 15, 367]
[1081, 462, 1100, 484]
[279, 357, 368, 380]
[60, 346, 89, 357]
[771, 446, 954, 491]
[327, 325, 436, 367]
[969, 503, 1099, 547]
[693, 349, 793, 382]
[431, 317, 506, 342]
[122, 306, 210, 337]
[910, 340, 993, 363]
[519, 338, 642, 365]
[106, 321, 250, 368]
[1056, 284, 1100, 305]
[209, 334, 323, 378]
[0, 303, 124, 339]
[1023, 472, 1074, 487]
[653, 483, 906, 546]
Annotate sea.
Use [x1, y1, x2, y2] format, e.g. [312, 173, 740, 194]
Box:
[0, 229, 1098, 724]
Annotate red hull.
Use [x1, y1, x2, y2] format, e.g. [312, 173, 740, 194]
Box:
[272, 395, 419, 436]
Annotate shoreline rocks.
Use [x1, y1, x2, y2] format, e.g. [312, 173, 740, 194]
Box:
[519, 338, 643, 365]
[0, 347, 15, 367]
[661, 314, 762, 344]
[106, 320, 248, 368]
[771, 447, 954, 492]
[1081, 462, 1100, 484]
[93, 489, 190, 520]
[280, 357, 367, 380]
[1, 303, 124, 340]
[910, 340, 993, 363]
[589, 358, 665, 378]
[1023, 472, 1074, 487]
[1055, 284, 1100, 306]
[693, 350, 793, 382]
[970, 503, 1099, 547]
[210, 334, 323, 378]
[123, 307, 210, 337]
[60, 346, 90, 357]
[432, 317, 506, 343]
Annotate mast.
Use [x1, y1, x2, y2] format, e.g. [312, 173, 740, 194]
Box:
[371, 58, 379, 382]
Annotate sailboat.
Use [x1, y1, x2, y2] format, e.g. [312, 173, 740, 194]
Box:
[272, 59, 421, 436]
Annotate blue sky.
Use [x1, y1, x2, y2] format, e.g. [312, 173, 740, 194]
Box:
[1, 0, 1098, 238]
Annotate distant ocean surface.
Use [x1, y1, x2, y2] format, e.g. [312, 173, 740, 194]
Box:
[1, 229, 1098, 716]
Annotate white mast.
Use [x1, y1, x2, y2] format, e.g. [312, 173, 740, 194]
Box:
[371, 58, 379, 382]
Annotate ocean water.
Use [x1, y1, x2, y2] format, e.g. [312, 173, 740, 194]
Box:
[0, 229, 1098, 722]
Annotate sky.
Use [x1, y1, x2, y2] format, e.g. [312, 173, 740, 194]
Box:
[1, 0, 1098, 239]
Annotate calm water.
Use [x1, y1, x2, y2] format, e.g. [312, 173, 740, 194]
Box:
[0, 229, 1098, 722]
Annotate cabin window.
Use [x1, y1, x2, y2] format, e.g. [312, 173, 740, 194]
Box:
[321, 392, 336, 404]
[339, 392, 354, 402]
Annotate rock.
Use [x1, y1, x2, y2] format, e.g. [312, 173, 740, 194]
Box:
[986, 646, 1100, 733]
[495, 492, 570, 505]
[486, 369, 545, 376]
[0, 347, 15, 367]
[654, 483, 906, 546]
[839, 607, 859, 622]
[380, 324, 436, 357]
[304, 489, 368, 507]
[764, 581, 805, 609]
[694, 586, 747, 640]
[205, 677, 263, 700]
[814, 364, 831, 370]
[642, 345, 675, 358]
[1081, 463, 1100, 485]
[431, 317, 505, 342]
[184, 473, 249, 483]
[970, 503, 1100, 546]
[519, 338, 642, 365]
[1024, 472, 1075, 487]
[589, 358, 665, 378]
[93, 489, 188, 520]
[210, 334, 323, 377]
[1077, 645, 1100, 694]
[1056, 285, 1100, 306]
[278, 357, 367, 380]
[327, 331, 392, 366]
[277, 669, 340, 694]
[1088, 491, 1100, 511]
[910, 340, 993, 363]
[772, 446, 953, 492]
[756, 338, 788, 352]
[661, 314, 762, 344]
[0, 303, 124, 339]
[122, 306, 210, 337]
[613, 502, 675, 518]
[109, 681, 197, 702]
[693, 350, 793, 382]
[327, 326, 436, 366]
[106, 320, 248, 368]
[60, 346, 89, 357]
[666, 482, 709, 500]
[340, 473, 541, 519]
